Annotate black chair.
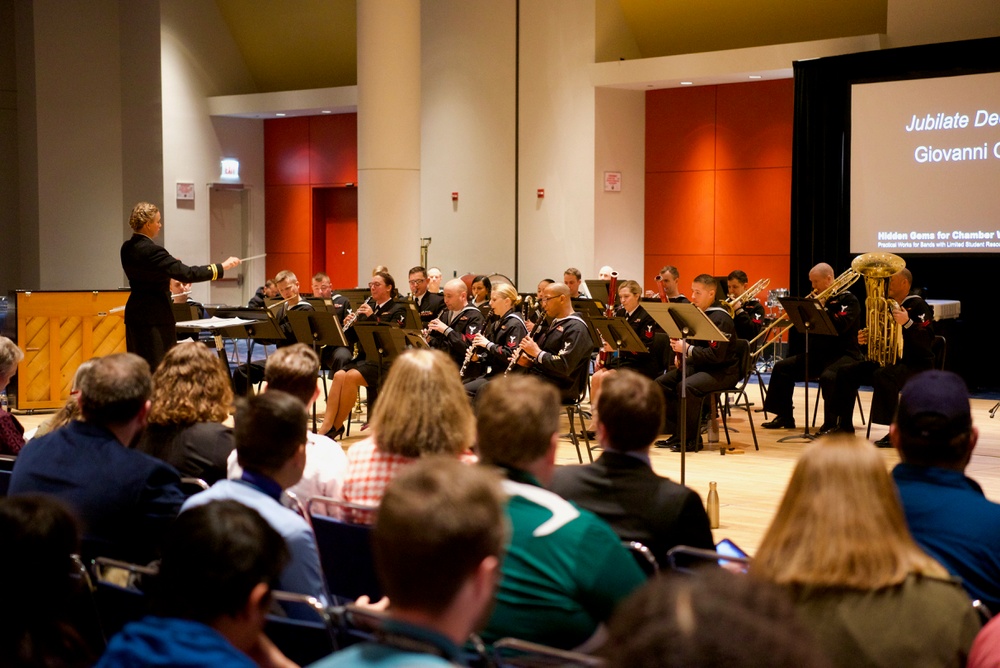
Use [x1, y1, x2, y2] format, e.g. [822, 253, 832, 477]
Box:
[564, 365, 594, 464]
[492, 637, 605, 667]
[178, 477, 209, 497]
[90, 557, 157, 642]
[307, 496, 382, 604]
[711, 339, 759, 453]
[665, 544, 751, 574]
[622, 540, 659, 577]
[0, 454, 15, 496]
[265, 591, 338, 665]
[865, 335, 947, 438]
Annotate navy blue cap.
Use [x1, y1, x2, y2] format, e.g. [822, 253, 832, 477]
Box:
[896, 370, 972, 439]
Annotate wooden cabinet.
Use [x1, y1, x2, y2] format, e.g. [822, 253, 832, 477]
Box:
[10, 290, 128, 411]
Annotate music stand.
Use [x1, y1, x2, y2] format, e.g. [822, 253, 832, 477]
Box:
[354, 323, 409, 393]
[584, 279, 613, 305]
[775, 297, 838, 443]
[286, 311, 349, 430]
[336, 289, 372, 311]
[643, 302, 729, 484]
[591, 316, 648, 369]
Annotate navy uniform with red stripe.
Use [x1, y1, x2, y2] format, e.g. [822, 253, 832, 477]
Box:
[655, 302, 740, 450]
[413, 291, 445, 325]
[463, 310, 528, 397]
[524, 314, 593, 402]
[732, 298, 766, 342]
[428, 305, 485, 369]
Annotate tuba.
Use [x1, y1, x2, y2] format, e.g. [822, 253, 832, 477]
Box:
[852, 252, 906, 367]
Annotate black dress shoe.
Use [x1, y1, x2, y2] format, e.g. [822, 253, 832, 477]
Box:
[874, 435, 893, 448]
[655, 435, 681, 448]
[818, 425, 855, 437]
[761, 416, 795, 429]
[669, 439, 703, 453]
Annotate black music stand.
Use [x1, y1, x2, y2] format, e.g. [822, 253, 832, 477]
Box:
[590, 316, 648, 369]
[584, 279, 614, 306]
[336, 289, 372, 311]
[354, 323, 409, 393]
[287, 311, 349, 430]
[643, 302, 729, 484]
[776, 296, 838, 443]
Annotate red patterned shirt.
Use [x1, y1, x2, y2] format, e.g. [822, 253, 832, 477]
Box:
[341, 437, 415, 524]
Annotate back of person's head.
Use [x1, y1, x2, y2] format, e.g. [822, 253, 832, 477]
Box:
[77, 353, 151, 426]
[147, 342, 232, 426]
[0, 495, 80, 618]
[370, 349, 475, 458]
[476, 375, 559, 469]
[128, 202, 159, 232]
[597, 370, 664, 453]
[153, 500, 288, 624]
[264, 343, 319, 405]
[894, 370, 974, 467]
[753, 436, 946, 589]
[374, 457, 506, 616]
[0, 335, 25, 378]
[234, 391, 307, 473]
[604, 569, 831, 668]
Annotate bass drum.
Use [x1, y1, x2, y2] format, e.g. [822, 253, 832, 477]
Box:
[487, 273, 516, 290]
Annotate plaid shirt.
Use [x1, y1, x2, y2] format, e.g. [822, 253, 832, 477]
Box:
[341, 437, 415, 524]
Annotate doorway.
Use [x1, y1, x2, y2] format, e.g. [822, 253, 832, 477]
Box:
[209, 185, 249, 306]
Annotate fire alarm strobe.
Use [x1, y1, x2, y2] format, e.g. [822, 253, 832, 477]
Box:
[537, 189, 544, 198]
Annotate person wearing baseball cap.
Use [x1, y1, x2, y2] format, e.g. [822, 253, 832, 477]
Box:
[891, 369, 1000, 615]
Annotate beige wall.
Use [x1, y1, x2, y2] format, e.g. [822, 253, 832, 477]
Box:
[886, 0, 1000, 48]
[160, 0, 264, 305]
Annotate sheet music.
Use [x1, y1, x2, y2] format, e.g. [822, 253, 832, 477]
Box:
[175, 316, 256, 330]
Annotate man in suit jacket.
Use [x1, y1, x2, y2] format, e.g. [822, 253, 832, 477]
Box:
[9, 353, 185, 563]
[120, 201, 240, 371]
[548, 370, 714, 567]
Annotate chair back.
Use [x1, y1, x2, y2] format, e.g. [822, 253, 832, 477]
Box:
[265, 591, 337, 665]
[932, 335, 947, 370]
[492, 637, 606, 667]
[90, 557, 158, 642]
[0, 469, 10, 497]
[665, 545, 751, 574]
[178, 477, 209, 497]
[622, 541, 659, 577]
[732, 338, 752, 387]
[0, 454, 14, 496]
[307, 496, 383, 604]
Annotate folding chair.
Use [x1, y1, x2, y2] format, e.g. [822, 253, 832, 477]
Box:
[90, 557, 158, 641]
[622, 541, 659, 577]
[265, 591, 338, 665]
[492, 637, 606, 667]
[564, 366, 594, 464]
[307, 496, 382, 604]
[711, 339, 759, 453]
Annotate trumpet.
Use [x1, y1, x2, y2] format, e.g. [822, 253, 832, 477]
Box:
[749, 268, 861, 359]
[342, 297, 372, 331]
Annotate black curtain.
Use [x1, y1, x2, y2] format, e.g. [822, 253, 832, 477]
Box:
[789, 36, 1000, 390]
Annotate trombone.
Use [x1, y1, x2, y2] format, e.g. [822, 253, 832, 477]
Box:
[749, 268, 861, 359]
[725, 278, 770, 313]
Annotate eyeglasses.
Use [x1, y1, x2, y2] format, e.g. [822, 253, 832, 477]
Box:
[408, 279, 425, 285]
[368, 282, 385, 289]
[538, 295, 559, 304]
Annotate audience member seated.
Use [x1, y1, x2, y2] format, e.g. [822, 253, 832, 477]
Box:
[31, 360, 95, 440]
[0, 495, 97, 668]
[603, 568, 831, 668]
[96, 500, 296, 668]
[227, 344, 348, 514]
[183, 392, 328, 613]
[753, 436, 980, 668]
[548, 370, 714, 566]
[341, 349, 476, 523]
[311, 457, 506, 667]
[890, 370, 1000, 615]
[0, 335, 26, 455]
[136, 342, 235, 485]
[9, 353, 184, 562]
[475, 375, 646, 651]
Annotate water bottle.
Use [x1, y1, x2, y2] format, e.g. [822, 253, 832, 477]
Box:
[707, 481, 720, 529]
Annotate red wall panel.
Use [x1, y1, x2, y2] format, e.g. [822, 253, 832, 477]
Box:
[264, 117, 311, 185]
[645, 82, 793, 297]
[310, 115, 359, 186]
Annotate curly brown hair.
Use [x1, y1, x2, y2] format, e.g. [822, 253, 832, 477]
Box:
[147, 343, 233, 426]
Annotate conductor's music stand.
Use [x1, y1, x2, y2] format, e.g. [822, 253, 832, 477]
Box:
[775, 296, 838, 443]
[590, 316, 648, 370]
[643, 302, 729, 484]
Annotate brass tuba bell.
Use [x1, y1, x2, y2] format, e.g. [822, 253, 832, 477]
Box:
[851, 252, 906, 367]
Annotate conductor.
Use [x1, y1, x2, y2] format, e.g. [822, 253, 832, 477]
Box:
[120, 202, 240, 370]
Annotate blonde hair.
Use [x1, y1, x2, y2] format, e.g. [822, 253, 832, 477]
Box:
[753, 436, 948, 589]
[491, 283, 521, 307]
[369, 349, 475, 458]
[618, 279, 642, 297]
[128, 202, 159, 232]
[147, 343, 233, 426]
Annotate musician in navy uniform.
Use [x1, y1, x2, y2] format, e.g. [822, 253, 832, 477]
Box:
[761, 263, 862, 431]
[317, 271, 408, 438]
[428, 279, 485, 369]
[727, 270, 766, 342]
[655, 274, 740, 452]
[408, 266, 445, 325]
[120, 202, 239, 371]
[463, 283, 528, 398]
[514, 282, 593, 402]
[829, 268, 936, 444]
[311, 272, 353, 374]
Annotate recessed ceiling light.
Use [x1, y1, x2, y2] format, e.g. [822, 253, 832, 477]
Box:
[276, 113, 286, 117]
[680, 81, 693, 86]
[749, 75, 762, 79]
[321, 110, 332, 114]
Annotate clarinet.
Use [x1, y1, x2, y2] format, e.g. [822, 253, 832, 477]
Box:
[459, 344, 476, 378]
[342, 297, 372, 331]
[460, 311, 497, 379]
[505, 316, 550, 376]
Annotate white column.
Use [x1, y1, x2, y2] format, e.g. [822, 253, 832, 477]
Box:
[357, 0, 422, 287]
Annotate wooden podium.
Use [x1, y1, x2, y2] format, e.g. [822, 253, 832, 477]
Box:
[8, 290, 128, 410]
